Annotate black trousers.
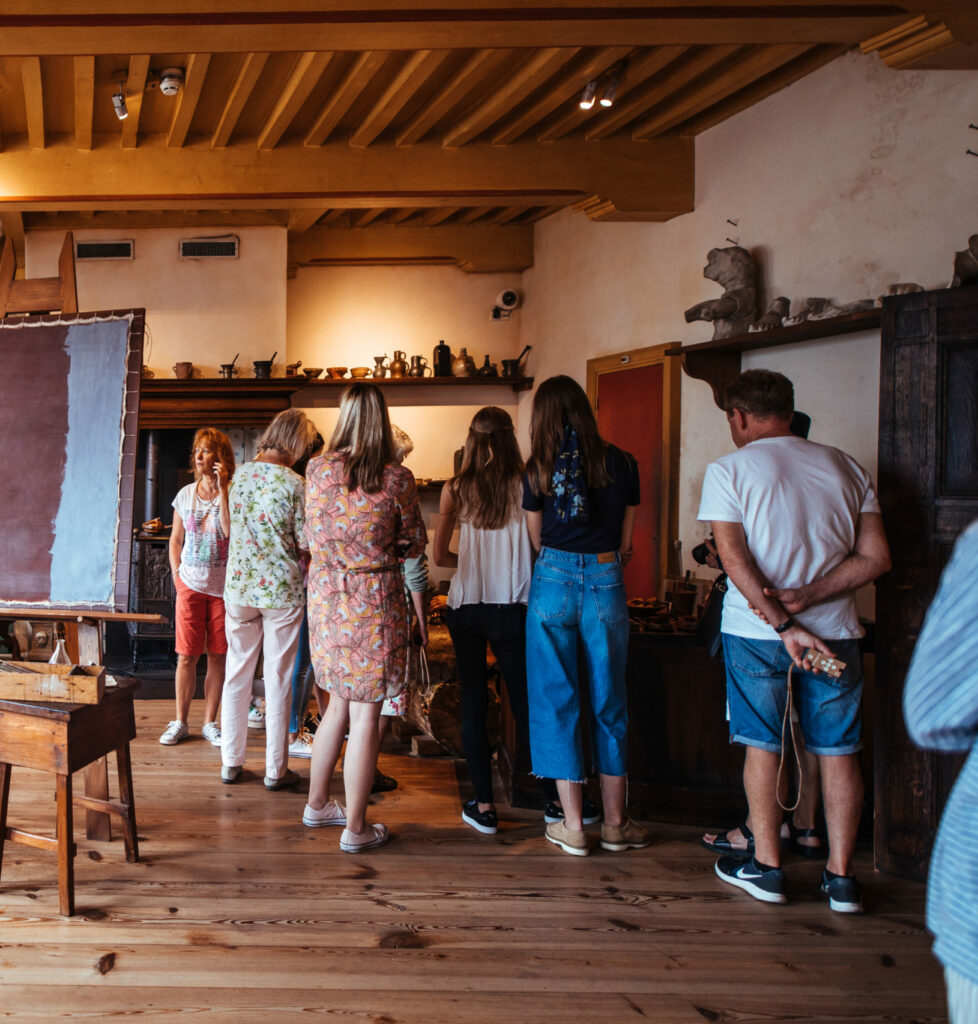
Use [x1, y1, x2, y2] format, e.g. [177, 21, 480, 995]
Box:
[446, 602, 533, 805]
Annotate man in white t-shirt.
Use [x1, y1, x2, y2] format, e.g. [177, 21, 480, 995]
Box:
[697, 370, 890, 912]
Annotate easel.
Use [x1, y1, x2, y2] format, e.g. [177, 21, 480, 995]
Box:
[0, 607, 162, 842]
[0, 231, 77, 317]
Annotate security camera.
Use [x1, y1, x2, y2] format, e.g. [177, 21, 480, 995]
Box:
[158, 67, 185, 96]
[495, 289, 521, 311]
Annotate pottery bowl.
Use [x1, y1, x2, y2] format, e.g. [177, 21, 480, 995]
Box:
[303, 367, 324, 379]
[326, 367, 348, 379]
[349, 366, 371, 379]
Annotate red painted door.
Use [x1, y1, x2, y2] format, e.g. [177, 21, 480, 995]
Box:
[596, 363, 663, 600]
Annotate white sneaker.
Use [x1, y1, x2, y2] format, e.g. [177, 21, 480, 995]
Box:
[288, 728, 315, 759]
[201, 721, 222, 747]
[247, 700, 266, 730]
[159, 720, 189, 745]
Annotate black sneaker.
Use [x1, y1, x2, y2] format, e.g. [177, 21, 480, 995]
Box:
[462, 799, 498, 835]
[820, 871, 864, 913]
[715, 856, 787, 905]
[371, 770, 398, 794]
[544, 798, 601, 825]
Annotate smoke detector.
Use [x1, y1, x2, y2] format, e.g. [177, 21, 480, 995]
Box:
[158, 67, 184, 96]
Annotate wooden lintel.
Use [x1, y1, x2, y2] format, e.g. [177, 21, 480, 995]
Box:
[289, 223, 534, 273]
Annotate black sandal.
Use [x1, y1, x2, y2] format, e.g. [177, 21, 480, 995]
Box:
[701, 822, 754, 858]
[787, 817, 824, 859]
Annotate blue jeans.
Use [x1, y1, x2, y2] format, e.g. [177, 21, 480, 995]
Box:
[722, 634, 863, 755]
[289, 610, 315, 734]
[526, 547, 629, 781]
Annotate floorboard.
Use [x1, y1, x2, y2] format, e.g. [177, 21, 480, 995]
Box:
[0, 701, 947, 1023]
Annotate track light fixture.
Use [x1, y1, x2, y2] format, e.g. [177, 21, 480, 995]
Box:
[579, 80, 597, 110]
[112, 83, 128, 120]
[599, 75, 620, 108]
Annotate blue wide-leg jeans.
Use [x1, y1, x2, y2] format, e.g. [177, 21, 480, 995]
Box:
[526, 547, 629, 781]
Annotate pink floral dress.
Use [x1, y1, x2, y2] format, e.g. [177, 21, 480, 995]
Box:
[305, 452, 427, 702]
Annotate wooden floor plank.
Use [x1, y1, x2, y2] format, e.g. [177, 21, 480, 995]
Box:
[0, 700, 947, 1023]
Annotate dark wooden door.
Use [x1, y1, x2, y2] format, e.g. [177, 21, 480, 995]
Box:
[875, 284, 978, 879]
[596, 363, 663, 600]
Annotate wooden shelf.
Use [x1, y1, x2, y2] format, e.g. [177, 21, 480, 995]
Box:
[671, 308, 882, 407]
[138, 376, 533, 428]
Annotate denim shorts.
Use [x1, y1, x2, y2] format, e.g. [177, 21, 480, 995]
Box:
[722, 634, 863, 755]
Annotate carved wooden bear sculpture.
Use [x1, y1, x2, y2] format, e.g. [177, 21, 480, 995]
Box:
[684, 245, 758, 340]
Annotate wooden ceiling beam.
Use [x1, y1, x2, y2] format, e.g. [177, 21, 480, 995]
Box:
[491, 46, 633, 146]
[322, 208, 349, 225]
[396, 49, 510, 147]
[442, 48, 579, 148]
[537, 45, 686, 142]
[258, 51, 333, 150]
[22, 58, 45, 150]
[631, 43, 810, 139]
[350, 49, 451, 149]
[416, 207, 458, 227]
[287, 208, 328, 232]
[121, 55, 151, 150]
[0, 135, 694, 222]
[349, 207, 388, 227]
[289, 222, 534, 274]
[24, 210, 288, 230]
[456, 206, 495, 224]
[490, 207, 527, 225]
[212, 52, 268, 148]
[0, 5, 917, 55]
[522, 205, 567, 223]
[586, 44, 740, 140]
[304, 50, 388, 147]
[167, 53, 211, 148]
[386, 207, 420, 224]
[74, 56, 94, 151]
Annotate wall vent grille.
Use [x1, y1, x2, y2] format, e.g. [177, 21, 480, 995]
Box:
[76, 240, 134, 261]
[179, 237, 239, 260]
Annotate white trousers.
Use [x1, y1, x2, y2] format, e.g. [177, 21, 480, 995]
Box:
[946, 966, 978, 1024]
[221, 602, 304, 781]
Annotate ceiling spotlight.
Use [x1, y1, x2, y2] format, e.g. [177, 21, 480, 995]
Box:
[599, 76, 619, 108]
[158, 67, 185, 96]
[112, 88, 128, 120]
[579, 80, 597, 111]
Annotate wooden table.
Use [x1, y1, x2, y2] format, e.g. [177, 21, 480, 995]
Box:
[0, 678, 140, 916]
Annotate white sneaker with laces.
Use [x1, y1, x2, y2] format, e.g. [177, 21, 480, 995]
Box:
[247, 701, 266, 730]
[288, 730, 315, 759]
[201, 721, 222, 747]
[159, 720, 189, 745]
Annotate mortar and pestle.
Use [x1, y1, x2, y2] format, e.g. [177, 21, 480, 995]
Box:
[253, 351, 277, 378]
[501, 344, 532, 378]
[219, 353, 240, 379]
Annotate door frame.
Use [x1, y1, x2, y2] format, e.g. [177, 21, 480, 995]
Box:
[586, 342, 681, 593]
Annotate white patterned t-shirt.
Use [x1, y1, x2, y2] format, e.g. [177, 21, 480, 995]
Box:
[172, 483, 229, 598]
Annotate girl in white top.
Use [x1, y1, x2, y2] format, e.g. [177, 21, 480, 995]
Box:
[433, 406, 533, 835]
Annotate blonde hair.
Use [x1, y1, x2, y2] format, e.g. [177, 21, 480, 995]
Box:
[190, 428, 236, 483]
[257, 408, 317, 463]
[328, 383, 396, 493]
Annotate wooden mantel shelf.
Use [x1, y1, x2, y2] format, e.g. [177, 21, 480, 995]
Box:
[138, 375, 534, 429]
[670, 308, 882, 407]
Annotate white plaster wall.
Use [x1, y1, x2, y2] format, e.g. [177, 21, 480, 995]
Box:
[521, 53, 978, 594]
[27, 227, 287, 378]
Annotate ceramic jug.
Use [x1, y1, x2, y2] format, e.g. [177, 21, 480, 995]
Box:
[389, 350, 408, 378]
[452, 347, 476, 377]
[372, 355, 388, 378]
[408, 355, 430, 377]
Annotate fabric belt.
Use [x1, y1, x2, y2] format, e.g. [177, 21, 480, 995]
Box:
[342, 563, 399, 574]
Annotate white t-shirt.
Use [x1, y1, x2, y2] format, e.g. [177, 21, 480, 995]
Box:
[697, 436, 881, 640]
[172, 482, 229, 598]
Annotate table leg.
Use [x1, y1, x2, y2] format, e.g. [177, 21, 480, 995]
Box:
[56, 773, 75, 917]
[0, 764, 10, 882]
[115, 743, 139, 863]
[84, 758, 112, 842]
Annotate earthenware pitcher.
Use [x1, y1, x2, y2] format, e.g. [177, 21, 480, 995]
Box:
[408, 355, 430, 377]
[452, 347, 476, 377]
[372, 355, 388, 378]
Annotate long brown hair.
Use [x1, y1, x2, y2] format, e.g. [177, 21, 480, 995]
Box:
[525, 375, 609, 495]
[328, 382, 396, 493]
[190, 428, 236, 483]
[450, 407, 523, 530]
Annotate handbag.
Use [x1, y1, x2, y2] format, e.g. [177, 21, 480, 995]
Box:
[695, 572, 727, 658]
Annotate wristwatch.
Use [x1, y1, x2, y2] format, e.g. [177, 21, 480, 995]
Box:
[774, 617, 795, 634]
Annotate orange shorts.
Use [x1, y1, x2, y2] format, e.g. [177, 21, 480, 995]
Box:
[174, 574, 228, 657]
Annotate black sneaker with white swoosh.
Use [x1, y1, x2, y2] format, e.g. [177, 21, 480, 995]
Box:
[715, 855, 787, 904]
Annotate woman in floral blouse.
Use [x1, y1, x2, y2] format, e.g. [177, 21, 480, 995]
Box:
[220, 408, 319, 789]
[302, 383, 427, 852]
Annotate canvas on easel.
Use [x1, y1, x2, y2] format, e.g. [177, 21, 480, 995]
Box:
[0, 311, 144, 612]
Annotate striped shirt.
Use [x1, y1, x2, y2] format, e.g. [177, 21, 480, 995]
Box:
[904, 520, 978, 987]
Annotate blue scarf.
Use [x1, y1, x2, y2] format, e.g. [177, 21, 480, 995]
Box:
[551, 424, 589, 522]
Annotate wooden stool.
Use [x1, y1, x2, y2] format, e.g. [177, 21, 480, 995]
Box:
[0, 679, 140, 916]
